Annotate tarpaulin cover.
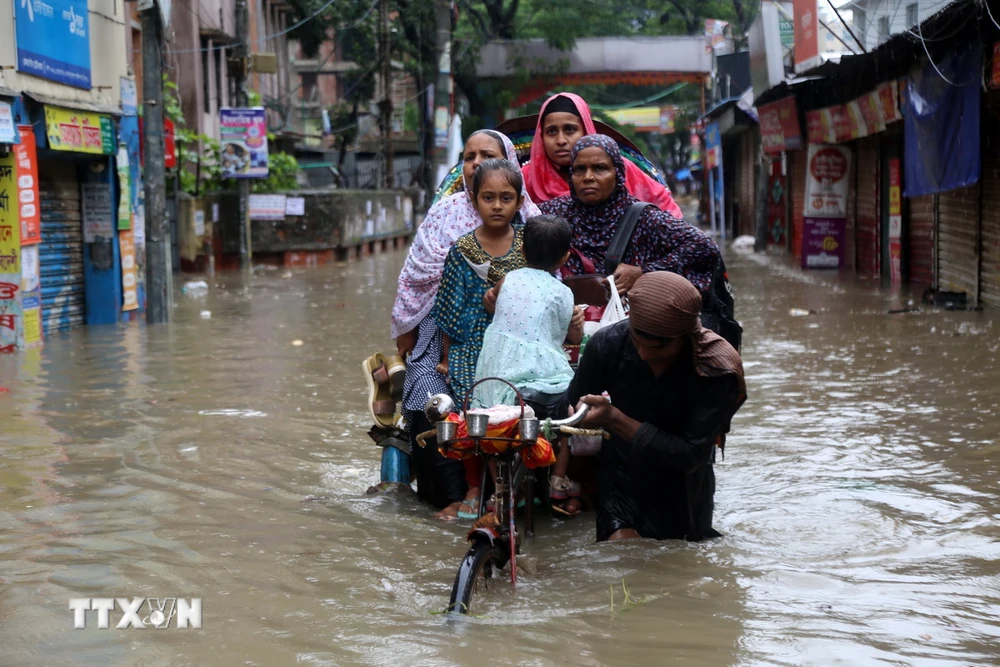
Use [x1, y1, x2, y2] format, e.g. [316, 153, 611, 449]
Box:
[904, 40, 981, 197]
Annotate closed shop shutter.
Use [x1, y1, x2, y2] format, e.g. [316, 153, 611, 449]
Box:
[791, 149, 807, 258]
[937, 184, 980, 304]
[982, 153, 1000, 307]
[856, 138, 879, 278]
[38, 161, 85, 332]
[907, 194, 935, 288]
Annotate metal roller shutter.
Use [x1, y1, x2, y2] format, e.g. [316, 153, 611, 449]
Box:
[937, 184, 980, 304]
[907, 194, 935, 288]
[791, 149, 806, 258]
[856, 138, 879, 279]
[38, 162, 85, 331]
[982, 154, 1000, 306]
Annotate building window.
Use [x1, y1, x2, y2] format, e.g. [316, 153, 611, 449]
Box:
[855, 9, 867, 45]
[878, 16, 890, 42]
[906, 3, 918, 26]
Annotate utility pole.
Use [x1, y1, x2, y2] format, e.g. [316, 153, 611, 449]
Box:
[233, 0, 251, 269]
[431, 0, 453, 185]
[379, 0, 394, 188]
[142, 4, 170, 323]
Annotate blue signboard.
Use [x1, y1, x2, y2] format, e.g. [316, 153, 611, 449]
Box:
[15, 0, 92, 89]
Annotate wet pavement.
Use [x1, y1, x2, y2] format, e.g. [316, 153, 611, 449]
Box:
[1, 244, 999, 666]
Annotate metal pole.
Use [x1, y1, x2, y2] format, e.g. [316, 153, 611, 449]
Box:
[432, 0, 452, 184]
[708, 169, 717, 239]
[234, 0, 251, 269]
[142, 6, 170, 323]
[717, 161, 726, 243]
[379, 0, 394, 188]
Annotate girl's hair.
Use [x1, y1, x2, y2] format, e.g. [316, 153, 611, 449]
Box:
[523, 215, 572, 270]
[468, 129, 506, 156]
[471, 158, 523, 198]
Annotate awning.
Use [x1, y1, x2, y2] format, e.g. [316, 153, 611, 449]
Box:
[23, 91, 122, 116]
[0, 86, 18, 98]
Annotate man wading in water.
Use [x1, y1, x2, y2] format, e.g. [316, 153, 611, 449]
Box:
[569, 271, 746, 542]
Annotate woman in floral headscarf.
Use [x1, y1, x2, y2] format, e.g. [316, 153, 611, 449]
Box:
[390, 129, 540, 517]
[522, 93, 684, 220]
[539, 134, 719, 296]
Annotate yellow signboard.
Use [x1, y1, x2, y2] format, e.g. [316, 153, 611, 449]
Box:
[44, 105, 115, 154]
[604, 106, 680, 134]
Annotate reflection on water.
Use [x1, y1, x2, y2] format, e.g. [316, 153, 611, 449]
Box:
[1, 249, 999, 666]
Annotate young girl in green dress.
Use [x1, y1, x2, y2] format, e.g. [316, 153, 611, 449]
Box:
[430, 158, 529, 516]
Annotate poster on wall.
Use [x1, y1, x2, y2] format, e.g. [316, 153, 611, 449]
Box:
[14, 126, 41, 245]
[120, 228, 138, 311]
[219, 108, 268, 178]
[802, 217, 846, 269]
[249, 194, 287, 220]
[82, 183, 114, 243]
[0, 102, 18, 144]
[14, 0, 91, 89]
[19, 244, 41, 347]
[704, 123, 721, 169]
[805, 144, 851, 219]
[0, 152, 22, 352]
[888, 158, 903, 287]
[116, 145, 131, 230]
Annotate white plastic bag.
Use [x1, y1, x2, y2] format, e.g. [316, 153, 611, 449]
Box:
[598, 275, 627, 329]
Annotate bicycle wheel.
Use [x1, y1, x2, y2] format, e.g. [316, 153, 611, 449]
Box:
[447, 539, 497, 614]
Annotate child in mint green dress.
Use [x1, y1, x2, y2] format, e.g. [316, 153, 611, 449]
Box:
[473, 215, 585, 504]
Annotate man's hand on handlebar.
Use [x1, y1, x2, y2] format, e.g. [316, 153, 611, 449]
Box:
[577, 394, 616, 429]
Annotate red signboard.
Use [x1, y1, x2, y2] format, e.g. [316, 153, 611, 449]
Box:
[793, 0, 821, 73]
[14, 125, 41, 245]
[993, 42, 1000, 89]
[759, 97, 803, 154]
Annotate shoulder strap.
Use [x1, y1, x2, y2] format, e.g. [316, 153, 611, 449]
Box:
[605, 202, 651, 274]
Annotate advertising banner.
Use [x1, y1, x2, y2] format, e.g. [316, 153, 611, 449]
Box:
[760, 97, 803, 154]
[805, 144, 851, 219]
[120, 228, 138, 311]
[44, 106, 114, 154]
[14, 126, 41, 245]
[220, 108, 268, 178]
[15, 0, 91, 89]
[0, 152, 22, 352]
[793, 0, 821, 73]
[705, 123, 721, 169]
[19, 244, 41, 348]
[888, 157, 903, 287]
[802, 217, 846, 269]
[116, 145, 131, 230]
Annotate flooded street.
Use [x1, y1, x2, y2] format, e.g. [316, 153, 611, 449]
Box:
[2, 246, 1000, 666]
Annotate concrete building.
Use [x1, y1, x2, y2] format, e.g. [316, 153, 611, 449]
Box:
[848, 0, 954, 51]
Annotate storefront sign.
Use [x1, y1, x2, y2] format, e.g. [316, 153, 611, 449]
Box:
[878, 81, 902, 124]
[15, 0, 91, 89]
[0, 102, 18, 144]
[802, 217, 846, 269]
[82, 182, 114, 243]
[219, 108, 268, 178]
[759, 97, 803, 154]
[806, 144, 851, 218]
[14, 126, 41, 245]
[705, 123, 721, 169]
[793, 0, 821, 73]
[0, 152, 22, 352]
[249, 194, 287, 220]
[44, 106, 114, 154]
[120, 228, 138, 311]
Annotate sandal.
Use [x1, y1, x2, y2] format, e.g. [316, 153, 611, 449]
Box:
[384, 354, 406, 401]
[456, 497, 480, 520]
[362, 352, 398, 428]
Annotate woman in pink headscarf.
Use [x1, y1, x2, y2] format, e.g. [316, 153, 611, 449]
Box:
[521, 92, 684, 220]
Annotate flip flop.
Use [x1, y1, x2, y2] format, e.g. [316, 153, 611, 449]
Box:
[456, 497, 480, 520]
[385, 354, 406, 401]
[362, 353, 397, 428]
[551, 498, 583, 517]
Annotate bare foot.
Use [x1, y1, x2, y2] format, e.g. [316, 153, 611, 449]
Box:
[608, 528, 641, 541]
[435, 501, 461, 520]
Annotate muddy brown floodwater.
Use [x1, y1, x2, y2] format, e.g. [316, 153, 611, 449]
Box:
[1, 247, 999, 666]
